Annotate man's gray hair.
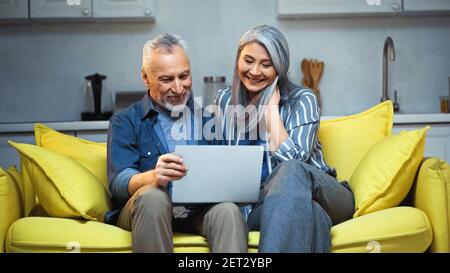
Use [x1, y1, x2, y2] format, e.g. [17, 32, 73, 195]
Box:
[142, 33, 189, 69]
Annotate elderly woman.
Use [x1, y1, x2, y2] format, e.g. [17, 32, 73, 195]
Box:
[214, 25, 354, 252]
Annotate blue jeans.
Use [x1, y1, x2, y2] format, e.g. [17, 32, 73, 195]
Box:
[247, 160, 354, 253]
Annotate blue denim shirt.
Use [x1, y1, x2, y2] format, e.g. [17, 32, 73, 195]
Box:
[106, 92, 215, 224]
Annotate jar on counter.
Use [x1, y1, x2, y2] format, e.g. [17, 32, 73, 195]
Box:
[440, 96, 449, 113]
[202, 76, 227, 108]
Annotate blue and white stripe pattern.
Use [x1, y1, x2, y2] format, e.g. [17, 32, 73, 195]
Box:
[214, 86, 336, 177]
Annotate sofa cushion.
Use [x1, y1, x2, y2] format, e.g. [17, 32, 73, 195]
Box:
[350, 127, 429, 217]
[8, 141, 111, 222]
[34, 123, 108, 193]
[331, 206, 432, 253]
[5, 217, 255, 253]
[5, 208, 431, 253]
[0, 166, 23, 253]
[318, 101, 393, 181]
[414, 157, 450, 253]
[6, 217, 131, 253]
[246, 207, 432, 253]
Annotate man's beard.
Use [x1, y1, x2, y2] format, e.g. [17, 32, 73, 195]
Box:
[162, 91, 191, 112]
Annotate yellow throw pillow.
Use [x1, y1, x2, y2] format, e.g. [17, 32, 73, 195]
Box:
[34, 123, 109, 193]
[319, 101, 393, 181]
[0, 166, 23, 253]
[8, 141, 111, 222]
[350, 126, 429, 217]
[3, 166, 24, 209]
[20, 160, 37, 216]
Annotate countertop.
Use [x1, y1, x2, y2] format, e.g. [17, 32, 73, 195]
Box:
[1, 113, 449, 133]
[0, 121, 109, 133]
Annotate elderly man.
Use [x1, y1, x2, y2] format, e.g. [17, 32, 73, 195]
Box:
[106, 33, 247, 253]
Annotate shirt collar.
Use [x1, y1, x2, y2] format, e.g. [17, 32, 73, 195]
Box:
[138, 91, 158, 121]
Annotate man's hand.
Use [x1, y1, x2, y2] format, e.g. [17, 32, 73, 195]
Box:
[128, 153, 188, 196]
[153, 153, 188, 187]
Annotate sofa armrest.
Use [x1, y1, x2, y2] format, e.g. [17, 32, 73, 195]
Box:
[0, 167, 23, 253]
[412, 157, 450, 253]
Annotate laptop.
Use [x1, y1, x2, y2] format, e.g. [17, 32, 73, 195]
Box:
[171, 145, 264, 204]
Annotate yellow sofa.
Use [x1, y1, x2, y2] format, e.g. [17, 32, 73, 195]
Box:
[1, 102, 449, 253]
[1, 157, 448, 253]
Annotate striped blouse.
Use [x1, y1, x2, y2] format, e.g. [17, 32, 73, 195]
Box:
[214, 86, 336, 178]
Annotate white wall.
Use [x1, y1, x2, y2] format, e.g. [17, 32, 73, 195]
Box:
[1, 0, 449, 123]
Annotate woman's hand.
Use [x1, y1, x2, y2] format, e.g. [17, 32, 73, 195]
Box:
[267, 86, 281, 107]
[265, 86, 281, 126]
[264, 87, 288, 153]
[265, 87, 281, 128]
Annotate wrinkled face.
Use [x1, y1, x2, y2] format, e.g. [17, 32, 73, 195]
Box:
[142, 45, 192, 110]
[238, 42, 277, 99]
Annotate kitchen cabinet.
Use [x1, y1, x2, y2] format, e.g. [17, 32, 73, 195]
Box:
[0, 121, 105, 170]
[29, 0, 155, 22]
[403, 0, 450, 14]
[93, 0, 155, 22]
[0, 129, 108, 169]
[0, 133, 35, 170]
[393, 124, 450, 164]
[0, 131, 79, 170]
[30, 0, 92, 20]
[75, 131, 107, 142]
[277, 0, 402, 19]
[0, 0, 29, 21]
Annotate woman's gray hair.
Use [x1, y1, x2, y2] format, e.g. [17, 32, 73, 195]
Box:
[142, 33, 189, 69]
[231, 25, 294, 107]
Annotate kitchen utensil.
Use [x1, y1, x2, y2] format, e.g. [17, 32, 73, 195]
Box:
[308, 60, 324, 106]
[309, 60, 324, 90]
[440, 96, 449, 113]
[301, 59, 312, 88]
[81, 73, 113, 121]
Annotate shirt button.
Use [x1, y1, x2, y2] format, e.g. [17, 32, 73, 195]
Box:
[147, 152, 151, 156]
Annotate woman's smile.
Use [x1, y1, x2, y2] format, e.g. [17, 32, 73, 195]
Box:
[238, 42, 277, 94]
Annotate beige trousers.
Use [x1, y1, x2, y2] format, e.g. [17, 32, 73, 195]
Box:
[117, 185, 248, 253]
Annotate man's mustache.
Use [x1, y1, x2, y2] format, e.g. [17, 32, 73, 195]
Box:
[166, 89, 192, 96]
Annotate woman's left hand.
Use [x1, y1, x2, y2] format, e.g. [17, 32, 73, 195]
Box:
[264, 86, 288, 153]
[267, 86, 281, 107]
[265, 87, 281, 122]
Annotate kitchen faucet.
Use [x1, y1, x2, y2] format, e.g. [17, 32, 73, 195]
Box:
[381, 37, 400, 112]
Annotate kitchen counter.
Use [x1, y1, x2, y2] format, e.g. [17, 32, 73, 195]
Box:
[322, 113, 450, 124]
[393, 113, 450, 124]
[1, 113, 449, 133]
[0, 121, 109, 133]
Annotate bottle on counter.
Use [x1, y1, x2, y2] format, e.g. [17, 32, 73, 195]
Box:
[440, 96, 449, 113]
[202, 76, 227, 108]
